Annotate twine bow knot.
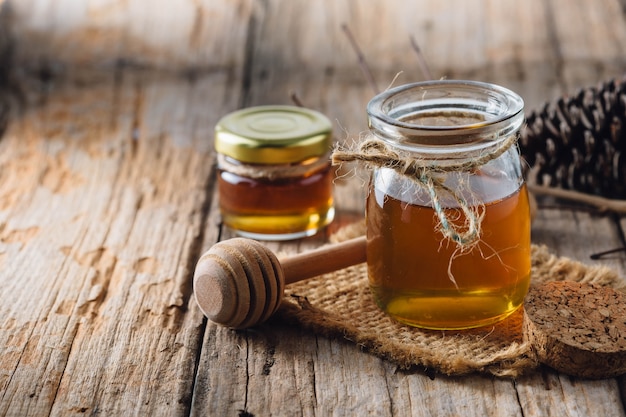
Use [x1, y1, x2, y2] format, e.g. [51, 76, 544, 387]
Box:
[332, 134, 518, 247]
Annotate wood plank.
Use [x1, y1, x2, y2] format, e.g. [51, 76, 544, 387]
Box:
[2, 0, 626, 416]
[5, 0, 254, 70]
[0, 70, 222, 415]
[192, 1, 626, 416]
[516, 371, 625, 416]
[194, 321, 527, 417]
[0, 0, 251, 409]
[549, 0, 626, 88]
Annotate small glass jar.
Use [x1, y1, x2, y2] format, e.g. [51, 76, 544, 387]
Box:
[215, 105, 335, 240]
[365, 80, 530, 330]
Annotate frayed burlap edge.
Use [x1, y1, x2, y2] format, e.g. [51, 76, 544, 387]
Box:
[274, 221, 625, 378]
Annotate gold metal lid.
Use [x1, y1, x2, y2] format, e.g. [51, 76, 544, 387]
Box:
[215, 105, 333, 164]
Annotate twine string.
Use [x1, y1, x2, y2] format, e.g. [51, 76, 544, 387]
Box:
[332, 134, 518, 247]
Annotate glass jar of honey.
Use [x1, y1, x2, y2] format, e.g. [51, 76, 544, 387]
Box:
[364, 80, 530, 330]
[215, 105, 335, 240]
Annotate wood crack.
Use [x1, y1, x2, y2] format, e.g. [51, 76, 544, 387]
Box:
[0, 3, 16, 139]
[543, 0, 567, 93]
[239, 0, 267, 108]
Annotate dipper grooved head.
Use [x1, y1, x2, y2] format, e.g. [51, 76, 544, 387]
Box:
[193, 238, 285, 328]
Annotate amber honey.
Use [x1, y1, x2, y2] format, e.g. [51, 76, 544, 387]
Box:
[218, 163, 334, 239]
[366, 177, 531, 330]
[214, 105, 335, 240]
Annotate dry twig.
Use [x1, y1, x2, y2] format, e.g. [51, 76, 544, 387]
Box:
[528, 184, 626, 215]
[409, 35, 433, 80]
[341, 24, 379, 94]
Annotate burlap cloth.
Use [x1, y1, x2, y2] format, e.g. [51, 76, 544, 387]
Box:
[274, 221, 626, 378]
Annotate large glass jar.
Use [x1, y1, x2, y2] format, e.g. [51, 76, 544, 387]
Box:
[365, 80, 530, 330]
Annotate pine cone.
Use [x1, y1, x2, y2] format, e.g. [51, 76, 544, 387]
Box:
[520, 77, 626, 199]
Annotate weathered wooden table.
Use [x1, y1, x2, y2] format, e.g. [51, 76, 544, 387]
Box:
[1, 0, 626, 415]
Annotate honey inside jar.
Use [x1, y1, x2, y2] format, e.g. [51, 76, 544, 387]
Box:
[218, 159, 334, 238]
[366, 170, 531, 330]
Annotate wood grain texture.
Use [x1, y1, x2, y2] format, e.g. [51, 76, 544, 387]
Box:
[1, 0, 626, 416]
[0, 70, 221, 415]
[0, 3, 249, 411]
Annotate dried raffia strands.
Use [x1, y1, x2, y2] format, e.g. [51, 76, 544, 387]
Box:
[273, 221, 625, 378]
[331, 133, 518, 248]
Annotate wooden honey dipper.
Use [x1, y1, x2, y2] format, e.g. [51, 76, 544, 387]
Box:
[193, 236, 367, 329]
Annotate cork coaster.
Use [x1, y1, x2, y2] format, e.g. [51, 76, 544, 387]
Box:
[524, 281, 626, 379]
[274, 223, 626, 378]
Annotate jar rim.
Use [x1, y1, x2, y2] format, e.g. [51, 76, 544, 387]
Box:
[366, 80, 525, 152]
[368, 80, 524, 130]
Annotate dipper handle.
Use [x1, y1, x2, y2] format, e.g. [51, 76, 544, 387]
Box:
[193, 236, 367, 328]
[281, 236, 367, 284]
